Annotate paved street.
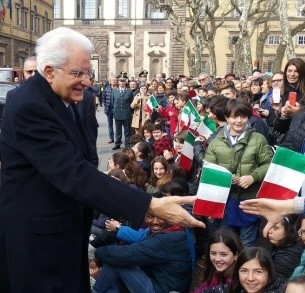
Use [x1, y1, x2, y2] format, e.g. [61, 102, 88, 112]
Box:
[95, 106, 115, 172]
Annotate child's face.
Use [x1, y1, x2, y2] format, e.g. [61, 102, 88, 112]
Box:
[198, 90, 207, 97]
[153, 162, 166, 179]
[174, 140, 184, 154]
[177, 99, 186, 109]
[267, 222, 286, 246]
[143, 129, 152, 140]
[197, 103, 203, 111]
[157, 86, 165, 93]
[168, 95, 175, 104]
[174, 99, 180, 109]
[152, 130, 163, 141]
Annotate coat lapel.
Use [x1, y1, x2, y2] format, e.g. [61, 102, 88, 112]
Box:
[38, 74, 91, 161]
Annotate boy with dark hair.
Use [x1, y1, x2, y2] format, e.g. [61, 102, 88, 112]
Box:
[219, 83, 237, 99]
[152, 123, 173, 156]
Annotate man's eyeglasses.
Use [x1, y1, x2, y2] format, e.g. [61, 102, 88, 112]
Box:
[58, 67, 93, 80]
[271, 79, 283, 83]
[198, 77, 208, 82]
[24, 70, 37, 75]
[298, 228, 305, 237]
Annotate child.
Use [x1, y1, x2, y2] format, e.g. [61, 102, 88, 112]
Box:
[145, 155, 172, 194]
[192, 229, 243, 293]
[159, 89, 179, 137]
[152, 123, 173, 156]
[176, 92, 190, 133]
[196, 99, 206, 118]
[267, 215, 303, 280]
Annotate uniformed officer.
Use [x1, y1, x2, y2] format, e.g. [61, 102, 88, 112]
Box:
[138, 70, 148, 84]
[112, 72, 134, 150]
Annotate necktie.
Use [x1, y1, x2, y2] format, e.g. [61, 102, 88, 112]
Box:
[67, 104, 76, 122]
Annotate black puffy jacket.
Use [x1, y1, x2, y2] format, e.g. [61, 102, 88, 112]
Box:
[271, 240, 304, 280]
[282, 112, 305, 152]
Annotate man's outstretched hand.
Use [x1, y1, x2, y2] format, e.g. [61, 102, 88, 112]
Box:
[148, 196, 206, 228]
[239, 198, 294, 237]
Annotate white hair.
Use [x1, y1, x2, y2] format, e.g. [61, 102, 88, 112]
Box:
[35, 27, 94, 75]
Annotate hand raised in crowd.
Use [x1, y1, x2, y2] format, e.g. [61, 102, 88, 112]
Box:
[283, 100, 300, 116]
[239, 198, 294, 237]
[269, 97, 282, 114]
[163, 149, 174, 160]
[148, 196, 206, 228]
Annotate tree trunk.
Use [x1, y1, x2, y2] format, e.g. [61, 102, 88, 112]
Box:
[279, 0, 295, 59]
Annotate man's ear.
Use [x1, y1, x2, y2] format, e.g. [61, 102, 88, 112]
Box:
[44, 66, 55, 83]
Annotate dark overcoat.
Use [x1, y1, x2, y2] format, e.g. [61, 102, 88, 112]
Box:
[0, 73, 151, 293]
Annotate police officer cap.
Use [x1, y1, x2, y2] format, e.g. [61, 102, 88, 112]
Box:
[117, 71, 128, 80]
[139, 70, 148, 77]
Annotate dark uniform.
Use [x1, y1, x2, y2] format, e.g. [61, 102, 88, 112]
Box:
[112, 73, 134, 149]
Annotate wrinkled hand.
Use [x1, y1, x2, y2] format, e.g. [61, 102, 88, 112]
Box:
[237, 175, 254, 189]
[148, 196, 206, 228]
[239, 198, 294, 237]
[105, 219, 120, 232]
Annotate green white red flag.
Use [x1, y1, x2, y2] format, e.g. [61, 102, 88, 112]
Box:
[0, 0, 6, 20]
[193, 161, 232, 219]
[179, 116, 215, 171]
[179, 101, 201, 130]
[257, 147, 305, 199]
[143, 95, 158, 115]
[179, 131, 196, 171]
[195, 115, 216, 139]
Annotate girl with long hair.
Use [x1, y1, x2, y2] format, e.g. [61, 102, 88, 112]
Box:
[145, 155, 172, 194]
[193, 229, 243, 293]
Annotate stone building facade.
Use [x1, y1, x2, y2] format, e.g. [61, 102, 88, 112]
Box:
[54, 0, 305, 80]
[0, 0, 53, 68]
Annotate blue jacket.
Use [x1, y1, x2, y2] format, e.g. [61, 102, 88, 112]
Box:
[95, 230, 192, 293]
[103, 85, 115, 115]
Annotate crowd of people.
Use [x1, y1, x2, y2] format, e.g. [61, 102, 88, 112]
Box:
[87, 57, 305, 293]
[1, 26, 305, 293]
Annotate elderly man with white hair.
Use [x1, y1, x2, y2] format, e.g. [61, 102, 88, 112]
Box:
[0, 27, 204, 293]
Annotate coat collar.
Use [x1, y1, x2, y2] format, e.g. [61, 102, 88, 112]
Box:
[32, 73, 91, 161]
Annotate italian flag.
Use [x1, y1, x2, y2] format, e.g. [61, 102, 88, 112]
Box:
[0, 0, 5, 20]
[179, 116, 216, 171]
[143, 95, 158, 115]
[193, 161, 232, 219]
[195, 115, 216, 139]
[257, 147, 305, 199]
[179, 101, 201, 130]
[179, 131, 196, 171]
